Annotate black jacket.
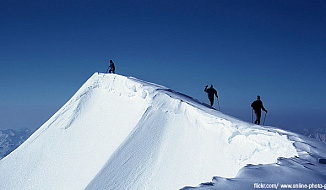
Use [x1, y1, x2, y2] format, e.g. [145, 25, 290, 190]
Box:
[109, 62, 115, 69]
[251, 100, 267, 112]
[205, 87, 218, 99]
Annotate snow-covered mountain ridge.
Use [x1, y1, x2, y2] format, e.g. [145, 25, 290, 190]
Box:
[0, 73, 325, 190]
[0, 128, 32, 160]
[297, 128, 326, 144]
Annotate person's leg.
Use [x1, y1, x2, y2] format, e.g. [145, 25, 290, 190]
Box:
[257, 111, 261, 125]
[209, 98, 214, 106]
[254, 111, 261, 125]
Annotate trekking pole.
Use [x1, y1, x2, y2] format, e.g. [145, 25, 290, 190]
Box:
[252, 109, 255, 123]
[263, 112, 267, 125]
[217, 99, 221, 111]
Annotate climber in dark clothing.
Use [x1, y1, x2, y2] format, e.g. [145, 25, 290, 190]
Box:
[107, 60, 115, 74]
[204, 85, 218, 107]
[251, 95, 268, 125]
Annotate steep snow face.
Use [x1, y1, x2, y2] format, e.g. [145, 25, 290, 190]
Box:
[0, 73, 152, 190]
[0, 73, 297, 190]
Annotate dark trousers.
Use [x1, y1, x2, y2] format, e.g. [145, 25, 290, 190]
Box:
[254, 110, 261, 125]
[209, 97, 214, 106]
[109, 68, 115, 74]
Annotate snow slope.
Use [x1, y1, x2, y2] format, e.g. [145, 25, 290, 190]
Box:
[0, 73, 324, 190]
[184, 129, 326, 190]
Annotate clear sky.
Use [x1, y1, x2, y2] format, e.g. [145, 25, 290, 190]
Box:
[1, 0, 325, 131]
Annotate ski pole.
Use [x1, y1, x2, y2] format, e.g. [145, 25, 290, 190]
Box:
[252, 109, 255, 124]
[263, 112, 267, 125]
[217, 99, 221, 111]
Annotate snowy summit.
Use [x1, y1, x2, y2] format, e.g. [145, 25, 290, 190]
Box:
[0, 73, 325, 190]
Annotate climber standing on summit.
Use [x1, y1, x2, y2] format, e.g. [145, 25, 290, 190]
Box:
[251, 95, 268, 125]
[107, 60, 115, 74]
[204, 85, 218, 107]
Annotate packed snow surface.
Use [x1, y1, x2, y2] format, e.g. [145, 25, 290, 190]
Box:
[0, 73, 324, 190]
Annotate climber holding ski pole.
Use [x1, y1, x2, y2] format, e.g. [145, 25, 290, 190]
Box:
[251, 95, 268, 125]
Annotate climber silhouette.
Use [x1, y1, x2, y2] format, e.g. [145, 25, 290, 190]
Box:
[204, 85, 218, 107]
[106, 60, 115, 74]
[251, 95, 268, 125]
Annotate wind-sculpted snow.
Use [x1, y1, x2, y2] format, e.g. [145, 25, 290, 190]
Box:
[189, 130, 326, 190]
[0, 73, 323, 190]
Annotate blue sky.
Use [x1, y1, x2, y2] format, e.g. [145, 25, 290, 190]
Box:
[1, 0, 325, 131]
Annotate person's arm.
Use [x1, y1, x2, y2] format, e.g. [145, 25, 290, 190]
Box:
[261, 103, 268, 113]
[215, 90, 218, 98]
[204, 85, 208, 92]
